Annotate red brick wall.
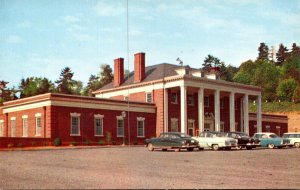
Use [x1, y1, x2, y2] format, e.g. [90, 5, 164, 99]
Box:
[153, 89, 164, 136]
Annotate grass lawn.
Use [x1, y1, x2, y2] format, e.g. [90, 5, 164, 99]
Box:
[249, 101, 300, 113]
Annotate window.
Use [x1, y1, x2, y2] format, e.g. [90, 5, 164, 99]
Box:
[254, 125, 257, 133]
[94, 114, 104, 136]
[188, 120, 194, 136]
[117, 116, 124, 137]
[35, 113, 42, 136]
[0, 120, 4, 137]
[22, 115, 28, 137]
[265, 125, 270, 132]
[235, 122, 238, 132]
[187, 95, 194, 106]
[70, 113, 81, 136]
[146, 92, 152, 103]
[137, 117, 145, 137]
[11, 117, 16, 137]
[171, 93, 177, 104]
[204, 96, 209, 107]
[124, 96, 128, 101]
[170, 118, 178, 132]
[220, 99, 224, 109]
[235, 100, 238, 110]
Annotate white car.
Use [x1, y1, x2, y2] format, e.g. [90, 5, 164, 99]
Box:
[282, 132, 300, 148]
[193, 131, 237, 150]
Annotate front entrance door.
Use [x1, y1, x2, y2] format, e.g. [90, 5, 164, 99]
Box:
[188, 120, 194, 136]
[204, 120, 214, 131]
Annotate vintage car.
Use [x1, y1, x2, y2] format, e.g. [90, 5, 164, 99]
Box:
[224, 131, 259, 150]
[145, 132, 200, 152]
[192, 131, 237, 151]
[282, 132, 300, 148]
[252, 132, 291, 149]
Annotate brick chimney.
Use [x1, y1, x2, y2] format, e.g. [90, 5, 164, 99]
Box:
[114, 58, 124, 87]
[134, 52, 145, 83]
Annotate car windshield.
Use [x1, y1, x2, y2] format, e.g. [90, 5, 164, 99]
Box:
[179, 133, 191, 138]
[270, 134, 279, 138]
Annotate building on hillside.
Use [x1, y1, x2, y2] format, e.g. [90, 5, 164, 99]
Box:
[0, 52, 288, 147]
[93, 52, 288, 137]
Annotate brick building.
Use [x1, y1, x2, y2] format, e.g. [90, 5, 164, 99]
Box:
[0, 52, 288, 147]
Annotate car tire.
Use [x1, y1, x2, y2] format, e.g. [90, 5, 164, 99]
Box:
[268, 144, 275, 149]
[175, 148, 181, 152]
[246, 147, 252, 150]
[162, 149, 167, 151]
[295, 142, 300, 148]
[237, 145, 242, 150]
[198, 147, 204, 151]
[148, 143, 154, 151]
[187, 148, 194, 152]
[212, 144, 219, 151]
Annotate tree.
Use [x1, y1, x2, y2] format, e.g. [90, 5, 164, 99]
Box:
[257, 43, 269, 61]
[202, 54, 222, 71]
[55, 67, 76, 94]
[276, 78, 298, 101]
[292, 86, 300, 103]
[220, 63, 239, 82]
[72, 80, 84, 95]
[19, 77, 54, 98]
[85, 75, 101, 96]
[233, 60, 258, 85]
[282, 56, 300, 83]
[291, 43, 300, 58]
[276, 43, 289, 66]
[0, 80, 15, 104]
[99, 64, 113, 86]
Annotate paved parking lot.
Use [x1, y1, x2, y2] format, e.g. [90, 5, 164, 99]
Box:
[0, 146, 299, 189]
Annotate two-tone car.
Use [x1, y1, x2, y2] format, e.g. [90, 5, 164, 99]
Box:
[282, 132, 300, 148]
[224, 131, 259, 150]
[252, 132, 291, 149]
[145, 132, 200, 152]
[192, 131, 237, 151]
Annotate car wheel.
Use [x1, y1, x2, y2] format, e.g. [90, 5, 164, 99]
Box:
[162, 149, 167, 151]
[148, 143, 154, 151]
[237, 145, 242, 150]
[212, 144, 219, 151]
[187, 148, 194, 152]
[295, 142, 300, 148]
[198, 147, 204, 151]
[174, 148, 181, 152]
[268, 144, 275, 149]
[225, 147, 231, 150]
[246, 146, 252, 150]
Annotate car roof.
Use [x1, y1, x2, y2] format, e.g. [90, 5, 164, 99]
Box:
[254, 132, 275, 135]
[283, 132, 300, 134]
[160, 132, 185, 135]
[224, 131, 247, 134]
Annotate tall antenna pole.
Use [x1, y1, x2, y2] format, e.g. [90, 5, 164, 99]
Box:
[126, 0, 130, 146]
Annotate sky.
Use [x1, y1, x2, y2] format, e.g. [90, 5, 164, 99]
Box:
[1, 0, 300, 88]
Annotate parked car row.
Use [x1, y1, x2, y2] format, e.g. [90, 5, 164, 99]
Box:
[145, 132, 300, 152]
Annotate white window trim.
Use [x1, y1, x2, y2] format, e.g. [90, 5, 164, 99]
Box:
[146, 92, 152, 103]
[22, 117, 28, 137]
[35, 116, 42, 136]
[70, 113, 81, 136]
[137, 117, 145, 138]
[35, 113, 42, 117]
[10, 118, 16, 137]
[117, 116, 124, 137]
[94, 114, 104, 136]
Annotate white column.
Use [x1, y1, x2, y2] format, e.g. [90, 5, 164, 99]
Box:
[243, 94, 249, 134]
[164, 88, 168, 132]
[229, 92, 235, 132]
[240, 98, 244, 132]
[257, 94, 262, 132]
[198, 88, 204, 134]
[214, 89, 220, 131]
[180, 85, 187, 134]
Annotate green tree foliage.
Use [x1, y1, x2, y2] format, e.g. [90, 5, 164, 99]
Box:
[233, 60, 258, 84]
[0, 80, 17, 104]
[292, 86, 300, 103]
[276, 78, 298, 101]
[291, 43, 300, 58]
[19, 77, 54, 98]
[99, 64, 113, 86]
[220, 63, 238, 82]
[276, 43, 289, 66]
[257, 43, 269, 61]
[85, 75, 101, 96]
[282, 56, 300, 83]
[55, 67, 76, 94]
[72, 80, 84, 95]
[202, 54, 221, 71]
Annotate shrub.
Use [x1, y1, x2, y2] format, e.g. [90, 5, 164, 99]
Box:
[98, 140, 105, 145]
[70, 141, 77, 146]
[293, 86, 300, 103]
[54, 138, 62, 146]
[276, 78, 298, 101]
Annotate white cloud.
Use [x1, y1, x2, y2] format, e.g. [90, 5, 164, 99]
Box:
[92, 1, 125, 16]
[63, 15, 80, 23]
[6, 35, 23, 43]
[18, 20, 32, 28]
